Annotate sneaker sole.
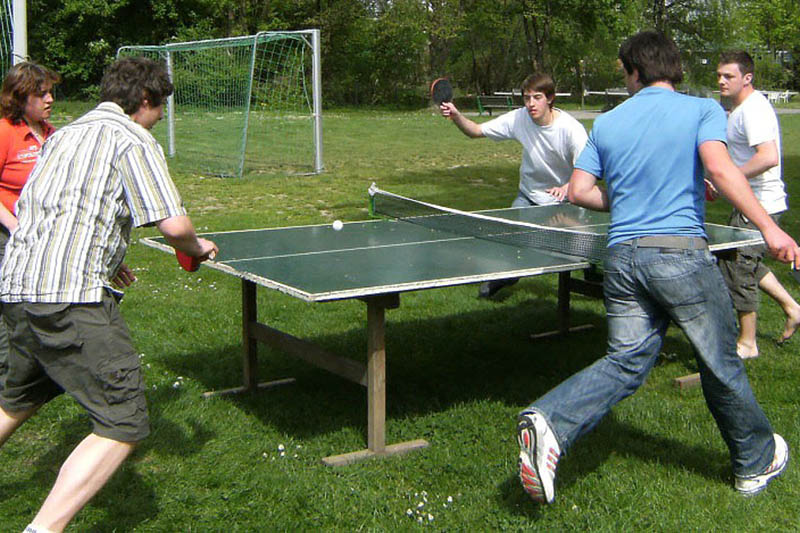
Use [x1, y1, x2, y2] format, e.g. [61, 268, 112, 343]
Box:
[517, 417, 553, 504]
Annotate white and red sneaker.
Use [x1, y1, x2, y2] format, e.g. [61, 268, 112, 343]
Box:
[735, 433, 789, 496]
[517, 412, 560, 504]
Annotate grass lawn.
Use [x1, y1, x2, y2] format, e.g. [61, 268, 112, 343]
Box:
[2, 102, 800, 531]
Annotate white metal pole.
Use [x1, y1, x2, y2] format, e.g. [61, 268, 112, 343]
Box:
[165, 50, 176, 157]
[311, 29, 323, 173]
[11, 0, 26, 63]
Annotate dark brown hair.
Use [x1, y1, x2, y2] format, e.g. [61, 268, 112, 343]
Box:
[618, 31, 683, 86]
[100, 57, 173, 115]
[521, 73, 556, 107]
[0, 62, 61, 123]
[718, 50, 755, 77]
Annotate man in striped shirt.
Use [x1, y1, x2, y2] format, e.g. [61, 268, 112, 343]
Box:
[0, 57, 217, 533]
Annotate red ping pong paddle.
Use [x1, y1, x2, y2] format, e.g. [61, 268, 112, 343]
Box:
[704, 179, 716, 202]
[176, 250, 201, 272]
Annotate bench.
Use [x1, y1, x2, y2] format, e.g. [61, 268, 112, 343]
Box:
[476, 95, 515, 116]
[761, 90, 798, 104]
[478, 91, 575, 116]
[583, 88, 628, 111]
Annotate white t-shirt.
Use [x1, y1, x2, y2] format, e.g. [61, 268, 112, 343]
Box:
[727, 90, 786, 214]
[481, 107, 588, 205]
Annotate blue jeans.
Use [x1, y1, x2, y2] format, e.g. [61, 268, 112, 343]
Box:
[524, 241, 775, 477]
[512, 191, 536, 208]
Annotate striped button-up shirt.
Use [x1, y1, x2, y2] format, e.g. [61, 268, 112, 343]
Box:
[1, 102, 186, 303]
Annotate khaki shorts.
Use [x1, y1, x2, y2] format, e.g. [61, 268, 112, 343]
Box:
[718, 210, 781, 313]
[0, 291, 149, 442]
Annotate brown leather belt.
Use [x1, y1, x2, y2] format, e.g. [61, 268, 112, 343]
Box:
[618, 236, 708, 250]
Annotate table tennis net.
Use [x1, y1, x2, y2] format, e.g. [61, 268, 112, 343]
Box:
[369, 184, 607, 262]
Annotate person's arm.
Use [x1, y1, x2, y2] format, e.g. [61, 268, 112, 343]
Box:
[156, 215, 218, 260]
[567, 169, 608, 211]
[701, 140, 798, 265]
[548, 122, 590, 203]
[439, 102, 484, 138]
[738, 140, 779, 179]
[0, 125, 16, 231]
[0, 202, 17, 232]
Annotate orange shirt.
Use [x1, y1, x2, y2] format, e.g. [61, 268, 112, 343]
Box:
[0, 117, 55, 214]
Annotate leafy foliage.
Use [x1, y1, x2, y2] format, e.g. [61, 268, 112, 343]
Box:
[15, 0, 800, 104]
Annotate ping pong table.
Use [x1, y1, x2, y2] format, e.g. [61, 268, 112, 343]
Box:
[141, 202, 763, 466]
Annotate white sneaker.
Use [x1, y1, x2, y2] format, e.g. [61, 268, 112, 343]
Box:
[734, 433, 789, 496]
[517, 412, 560, 504]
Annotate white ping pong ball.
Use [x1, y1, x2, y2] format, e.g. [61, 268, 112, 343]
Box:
[332, 220, 343, 231]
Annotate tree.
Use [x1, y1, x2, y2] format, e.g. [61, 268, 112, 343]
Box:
[738, 0, 800, 89]
[28, 0, 224, 96]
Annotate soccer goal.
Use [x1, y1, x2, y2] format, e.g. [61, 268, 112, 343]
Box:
[118, 30, 323, 178]
[1, 0, 27, 74]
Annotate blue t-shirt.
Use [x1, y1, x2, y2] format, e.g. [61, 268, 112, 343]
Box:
[575, 86, 727, 246]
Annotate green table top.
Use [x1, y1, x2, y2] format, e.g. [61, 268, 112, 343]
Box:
[141, 203, 762, 302]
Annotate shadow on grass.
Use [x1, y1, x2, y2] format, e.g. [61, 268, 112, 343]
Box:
[157, 283, 612, 442]
[0, 387, 214, 531]
[151, 270, 742, 480]
[497, 412, 730, 518]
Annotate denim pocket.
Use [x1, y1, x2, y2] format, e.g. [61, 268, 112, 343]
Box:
[646, 252, 711, 321]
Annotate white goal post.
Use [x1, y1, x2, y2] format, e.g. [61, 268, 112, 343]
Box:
[118, 30, 323, 178]
[1, 0, 27, 73]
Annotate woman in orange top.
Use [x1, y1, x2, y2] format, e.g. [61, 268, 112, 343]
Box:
[0, 62, 60, 386]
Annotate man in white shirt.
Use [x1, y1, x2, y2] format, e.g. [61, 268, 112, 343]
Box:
[440, 73, 588, 297]
[716, 50, 800, 358]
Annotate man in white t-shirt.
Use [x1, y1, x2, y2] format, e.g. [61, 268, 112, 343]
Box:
[716, 50, 800, 358]
[440, 73, 588, 297]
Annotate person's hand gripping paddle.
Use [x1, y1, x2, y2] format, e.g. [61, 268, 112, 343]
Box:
[176, 250, 201, 272]
[175, 238, 218, 272]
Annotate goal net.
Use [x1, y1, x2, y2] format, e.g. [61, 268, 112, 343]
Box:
[118, 30, 323, 178]
[1, 0, 14, 74]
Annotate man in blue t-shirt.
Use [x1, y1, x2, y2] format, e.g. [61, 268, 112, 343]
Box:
[514, 31, 798, 505]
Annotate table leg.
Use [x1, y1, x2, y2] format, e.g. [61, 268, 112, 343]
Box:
[204, 284, 427, 463]
[367, 300, 386, 452]
[243, 278, 258, 391]
[202, 279, 296, 397]
[557, 271, 571, 334]
[530, 271, 597, 340]
[322, 294, 428, 466]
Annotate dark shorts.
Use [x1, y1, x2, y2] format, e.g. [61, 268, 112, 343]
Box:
[0, 225, 9, 387]
[718, 210, 781, 313]
[0, 291, 150, 442]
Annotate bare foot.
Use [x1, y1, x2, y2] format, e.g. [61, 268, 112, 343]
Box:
[737, 342, 759, 359]
[777, 306, 800, 345]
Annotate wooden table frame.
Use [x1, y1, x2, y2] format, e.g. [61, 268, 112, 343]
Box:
[205, 272, 599, 466]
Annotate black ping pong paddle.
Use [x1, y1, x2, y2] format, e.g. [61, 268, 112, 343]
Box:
[431, 78, 453, 105]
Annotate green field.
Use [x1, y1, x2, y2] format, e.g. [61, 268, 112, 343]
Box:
[2, 103, 800, 531]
